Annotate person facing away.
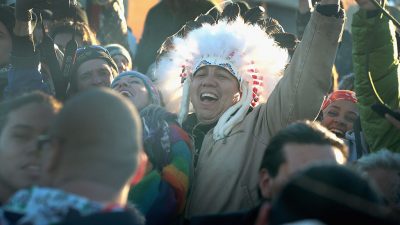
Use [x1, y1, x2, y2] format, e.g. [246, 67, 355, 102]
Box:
[156, 0, 345, 216]
[267, 165, 398, 225]
[0, 88, 145, 225]
[355, 149, 400, 212]
[0, 92, 61, 206]
[112, 71, 193, 225]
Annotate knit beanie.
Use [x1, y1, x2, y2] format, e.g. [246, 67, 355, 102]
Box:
[105, 44, 132, 67]
[111, 71, 161, 106]
[69, 45, 118, 94]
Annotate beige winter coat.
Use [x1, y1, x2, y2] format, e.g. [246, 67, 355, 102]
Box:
[185, 11, 345, 217]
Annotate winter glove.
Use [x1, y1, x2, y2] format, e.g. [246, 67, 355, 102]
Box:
[15, 0, 45, 21]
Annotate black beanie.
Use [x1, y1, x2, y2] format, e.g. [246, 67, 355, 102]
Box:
[69, 46, 118, 94]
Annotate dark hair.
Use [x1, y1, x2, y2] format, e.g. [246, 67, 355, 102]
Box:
[269, 165, 396, 225]
[52, 3, 89, 25]
[50, 20, 98, 48]
[0, 91, 62, 133]
[259, 121, 347, 177]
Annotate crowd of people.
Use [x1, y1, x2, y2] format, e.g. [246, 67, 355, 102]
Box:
[0, 0, 399, 224]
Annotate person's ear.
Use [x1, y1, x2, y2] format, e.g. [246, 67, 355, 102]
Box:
[259, 168, 273, 199]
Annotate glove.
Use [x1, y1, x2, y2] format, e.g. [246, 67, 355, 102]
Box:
[92, 0, 113, 6]
[15, 0, 43, 21]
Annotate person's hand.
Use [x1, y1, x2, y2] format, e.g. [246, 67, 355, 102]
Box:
[254, 203, 271, 225]
[299, 0, 313, 14]
[92, 0, 113, 6]
[355, 0, 381, 11]
[385, 109, 400, 129]
[15, 0, 41, 21]
[319, 0, 340, 5]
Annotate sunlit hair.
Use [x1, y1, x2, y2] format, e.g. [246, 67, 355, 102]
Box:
[260, 121, 348, 178]
[50, 20, 98, 47]
[356, 149, 400, 172]
[0, 91, 62, 132]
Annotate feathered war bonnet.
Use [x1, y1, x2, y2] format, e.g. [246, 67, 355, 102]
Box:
[156, 3, 290, 140]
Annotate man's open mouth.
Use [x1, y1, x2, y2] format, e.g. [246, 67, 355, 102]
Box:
[200, 92, 218, 102]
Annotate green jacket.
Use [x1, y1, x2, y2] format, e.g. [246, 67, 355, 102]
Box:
[352, 10, 400, 152]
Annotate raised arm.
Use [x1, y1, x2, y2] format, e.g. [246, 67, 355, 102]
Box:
[352, 0, 400, 152]
[297, 0, 313, 39]
[4, 0, 50, 99]
[263, 0, 345, 136]
[96, 0, 130, 51]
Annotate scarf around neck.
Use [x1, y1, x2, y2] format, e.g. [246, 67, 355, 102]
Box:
[1, 187, 108, 225]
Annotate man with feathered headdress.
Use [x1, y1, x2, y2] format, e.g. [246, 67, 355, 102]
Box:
[156, 0, 345, 217]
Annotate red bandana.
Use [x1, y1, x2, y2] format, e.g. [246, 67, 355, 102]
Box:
[322, 90, 357, 111]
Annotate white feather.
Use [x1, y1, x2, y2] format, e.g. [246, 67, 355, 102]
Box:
[155, 18, 289, 139]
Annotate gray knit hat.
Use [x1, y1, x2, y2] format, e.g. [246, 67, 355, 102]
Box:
[105, 44, 132, 68]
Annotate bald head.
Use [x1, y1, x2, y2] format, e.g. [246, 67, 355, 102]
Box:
[45, 88, 142, 191]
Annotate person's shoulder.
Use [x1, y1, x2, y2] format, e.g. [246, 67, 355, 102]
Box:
[147, 1, 169, 15]
[189, 205, 259, 225]
[196, 0, 216, 8]
[56, 207, 145, 225]
[190, 0, 216, 14]
[169, 121, 192, 146]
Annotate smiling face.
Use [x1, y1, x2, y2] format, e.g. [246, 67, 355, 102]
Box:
[76, 59, 115, 92]
[0, 103, 57, 202]
[113, 54, 131, 73]
[189, 65, 241, 124]
[112, 76, 150, 111]
[321, 100, 359, 138]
